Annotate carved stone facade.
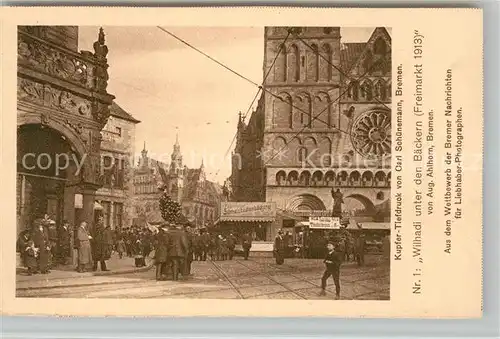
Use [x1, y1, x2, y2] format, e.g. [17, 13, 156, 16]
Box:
[231, 27, 391, 221]
[17, 26, 115, 242]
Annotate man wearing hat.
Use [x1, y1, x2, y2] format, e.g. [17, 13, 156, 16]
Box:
[274, 229, 286, 265]
[319, 238, 343, 299]
[167, 223, 188, 281]
[47, 218, 58, 269]
[154, 224, 169, 280]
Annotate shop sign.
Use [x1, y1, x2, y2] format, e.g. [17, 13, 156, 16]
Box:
[220, 202, 276, 218]
[309, 216, 341, 229]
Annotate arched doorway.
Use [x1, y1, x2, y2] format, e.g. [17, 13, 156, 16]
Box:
[343, 194, 376, 217]
[17, 124, 82, 233]
[287, 194, 327, 211]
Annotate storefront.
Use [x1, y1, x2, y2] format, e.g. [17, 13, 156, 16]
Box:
[214, 202, 277, 252]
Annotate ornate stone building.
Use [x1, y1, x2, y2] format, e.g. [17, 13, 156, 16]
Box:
[17, 26, 115, 236]
[131, 137, 222, 228]
[231, 27, 391, 221]
[130, 143, 169, 226]
[95, 102, 140, 230]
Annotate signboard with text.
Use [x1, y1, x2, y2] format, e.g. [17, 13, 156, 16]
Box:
[220, 202, 277, 218]
[308, 216, 341, 229]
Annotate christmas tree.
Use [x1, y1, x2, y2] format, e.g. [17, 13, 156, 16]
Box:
[159, 191, 182, 223]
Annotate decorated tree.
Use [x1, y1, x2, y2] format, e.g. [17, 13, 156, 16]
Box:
[159, 191, 182, 223]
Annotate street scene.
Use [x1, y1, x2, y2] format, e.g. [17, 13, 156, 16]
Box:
[16, 26, 392, 300]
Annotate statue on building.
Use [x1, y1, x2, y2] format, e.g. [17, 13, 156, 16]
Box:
[331, 188, 344, 218]
[222, 180, 232, 202]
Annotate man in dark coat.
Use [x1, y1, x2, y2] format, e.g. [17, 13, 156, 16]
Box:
[32, 219, 50, 274]
[183, 226, 194, 275]
[242, 232, 252, 260]
[154, 226, 169, 280]
[193, 231, 202, 261]
[167, 224, 188, 281]
[355, 233, 366, 266]
[58, 220, 71, 265]
[227, 233, 236, 260]
[47, 219, 58, 268]
[92, 218, 111, 271]
[274, 230, 286, 265]
[319, 239, 344, 299]
[199, 229, 210, 261]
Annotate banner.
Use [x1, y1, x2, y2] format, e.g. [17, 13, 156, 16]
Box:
[308, 216, 341, 229]
[220, 202, 276, 218]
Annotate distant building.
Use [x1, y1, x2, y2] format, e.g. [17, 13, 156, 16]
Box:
[130, 143, 169, 226]
[231, 27, 392, 226]
[95, 102, 140, 230]
[131, 136, 222, 228]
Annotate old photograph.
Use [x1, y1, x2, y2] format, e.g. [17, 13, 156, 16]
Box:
[15, 25, 392, 300]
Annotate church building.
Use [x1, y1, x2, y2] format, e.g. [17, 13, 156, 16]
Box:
[231, 27, 392, 223]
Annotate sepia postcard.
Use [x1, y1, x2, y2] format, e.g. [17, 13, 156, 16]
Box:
[0, 7, 483, 318]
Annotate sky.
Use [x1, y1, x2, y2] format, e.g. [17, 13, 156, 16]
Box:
[79, 27, 380, 184]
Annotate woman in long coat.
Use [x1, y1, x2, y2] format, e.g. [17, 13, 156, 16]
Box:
[76, 221, 93, 272]
[32, 219, 50, 274]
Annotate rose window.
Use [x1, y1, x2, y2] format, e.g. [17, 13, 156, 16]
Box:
[350, 109, 391, 158]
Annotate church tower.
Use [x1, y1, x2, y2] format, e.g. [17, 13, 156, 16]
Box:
[168, 134, 184, 203]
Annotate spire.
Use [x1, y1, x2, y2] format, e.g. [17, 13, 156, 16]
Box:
[170, 134, 183, 174]
[143, 141, 146, 152]
[200, 158, 205, 169]
[237, 111, 245, 130]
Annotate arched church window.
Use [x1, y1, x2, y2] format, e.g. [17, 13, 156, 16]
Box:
[360, 80, 373, 101]
[274, 43, 287, 82]
[348, 81, 359, 101]
[288, 44, 300, 82]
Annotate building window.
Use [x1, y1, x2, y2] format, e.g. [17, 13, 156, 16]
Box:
[115, 127, 122, 136]
[101, 201, 111, 228]
[114, 159, 125, 189]
[114, 203, 123, 229]
[102, 156, 113, 188]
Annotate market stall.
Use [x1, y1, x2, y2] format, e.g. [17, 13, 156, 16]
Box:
[214, 202, 277, 253]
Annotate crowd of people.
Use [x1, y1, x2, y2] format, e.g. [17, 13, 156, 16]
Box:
[16, 214, 115, 275]
[150, 224, 254, 281]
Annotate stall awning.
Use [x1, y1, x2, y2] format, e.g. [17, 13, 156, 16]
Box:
[216, 216, 275, 223]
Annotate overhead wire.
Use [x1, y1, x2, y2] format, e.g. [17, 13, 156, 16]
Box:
[152, 26, 390, 180]
[214, 31, 291, 177]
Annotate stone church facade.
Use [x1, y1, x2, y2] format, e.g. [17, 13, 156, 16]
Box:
[231, 27, 391, 221]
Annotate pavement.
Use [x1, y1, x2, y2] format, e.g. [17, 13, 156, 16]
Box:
[16, 254, 389, 300]
[16, 253, 154, 284]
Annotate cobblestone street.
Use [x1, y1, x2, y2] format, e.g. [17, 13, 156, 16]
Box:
[17, 254, 389, 300]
